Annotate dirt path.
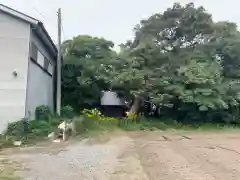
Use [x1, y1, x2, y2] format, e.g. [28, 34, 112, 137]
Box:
[1, 131, 240, 180]
[132, 132, 240, 180]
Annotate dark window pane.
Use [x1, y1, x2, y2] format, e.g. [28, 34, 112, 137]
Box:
[31, 43, 38, 61]
[44, 57, 49, 70]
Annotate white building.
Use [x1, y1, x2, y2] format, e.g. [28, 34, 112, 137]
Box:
[0, 4, 58, 132]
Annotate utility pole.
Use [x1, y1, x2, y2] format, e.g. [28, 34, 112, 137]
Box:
[57, 8, 62, 116]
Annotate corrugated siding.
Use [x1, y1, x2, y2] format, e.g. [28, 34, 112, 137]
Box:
[0, 11, 30, 132]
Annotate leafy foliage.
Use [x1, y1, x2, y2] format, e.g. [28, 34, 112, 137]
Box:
[61, 105, 74, 119]
[3, 118, 57, 143]
[62, 2, 240, 124]
[82, 109, 119, 121]
[110, 2, 240, 124]
[125, 112, 138, 121]
[35, 105, 52, 121]
[62, 35, 116, 109]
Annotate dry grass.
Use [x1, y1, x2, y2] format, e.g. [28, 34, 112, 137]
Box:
[86, 130, 125, 145]
[0, 159, 20, 180]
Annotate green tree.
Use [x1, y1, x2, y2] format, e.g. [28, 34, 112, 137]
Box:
[113, 2, 240, 123]
[61, 2, 240, 124]
[113, 2, 215, 113]
[62, 35, 116, 110]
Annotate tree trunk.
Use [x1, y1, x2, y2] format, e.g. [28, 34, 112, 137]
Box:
[129, 77, 148, 114]
[129, 96, 142, 114]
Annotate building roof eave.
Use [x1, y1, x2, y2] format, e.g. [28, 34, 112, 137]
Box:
[36, 22, 58, 58]
[0, 4, 58, 59]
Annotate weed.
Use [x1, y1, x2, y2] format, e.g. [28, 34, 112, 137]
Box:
[61, 105, 74, 119]
[35, 105, 52, 121]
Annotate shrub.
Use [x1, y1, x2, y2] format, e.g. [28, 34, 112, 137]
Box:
[4, 121, 25, 141]
[100, 116, 119, 121]
[81, 109, 120, 129]
[125, 112, 137, 121]
[35, 105, 51, 120]
[61, 105, 74, 119]
[99, 116, 119, 126]
[49, 118, 61, 127]
[82, 108, 102, 120]
[3, 118, 56, 145]
[28, 120, 53, 135]
[82, 109, 119, 122]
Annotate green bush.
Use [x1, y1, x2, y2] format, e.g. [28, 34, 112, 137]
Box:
[49, 118, 61, 127]
[4, 121, 24, 141]
[28, 120, 53, 135]
[125, 113, 138, 121]
[119, 120, 141, 131]
[82, 108, 101, 120]
[35, 105, 52, 120]
[61, 105, 74, 118]
[4, 118, 56, 145]
[81, 109, 120, 129]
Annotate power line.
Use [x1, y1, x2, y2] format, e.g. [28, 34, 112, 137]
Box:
[31, 6, 48, 20]
[23, 0, 48, 21]
[22, 0, 61, 43]
[24, 0, 67, 41]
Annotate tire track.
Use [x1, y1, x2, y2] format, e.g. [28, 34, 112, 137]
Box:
[133, 135, 215, 180]
[170, 138, 240, 180]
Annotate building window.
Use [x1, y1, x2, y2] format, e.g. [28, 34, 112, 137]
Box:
[31, 43, 38, 61]
[44, 57, 53, 75]
[37, 51, 44, 67]
[31, 42, 53, 75]
[48, 63, 53, 75]
[44, 57, 49, 70]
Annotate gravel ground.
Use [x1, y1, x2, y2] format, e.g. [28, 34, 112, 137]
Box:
[1, 131, 240, 180]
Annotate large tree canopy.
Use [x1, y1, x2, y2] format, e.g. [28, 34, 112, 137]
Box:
[111, 2, 240, 123]
[62, 35, 116, 109]
[62, 2, 240, 124]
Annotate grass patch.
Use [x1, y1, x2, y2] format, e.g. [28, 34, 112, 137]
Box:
[119, 120, 167, 131]
[194, 123, 240, 132]
[0, 118, 62, 149]
[74, 116, 119, 138]
[118, 118, 240, 132]
[2, 114, 240, 150]
[74, 115, 240, 138]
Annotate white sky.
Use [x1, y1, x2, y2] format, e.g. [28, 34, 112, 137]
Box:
[1, 0, 240, 46]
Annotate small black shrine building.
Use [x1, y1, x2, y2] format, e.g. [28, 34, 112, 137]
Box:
[100, 91, 126, 118]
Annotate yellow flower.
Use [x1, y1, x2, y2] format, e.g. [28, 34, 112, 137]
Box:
[87, 114, 93, 118]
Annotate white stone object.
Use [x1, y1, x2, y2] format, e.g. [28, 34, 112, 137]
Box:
[13, 141, 22, 146]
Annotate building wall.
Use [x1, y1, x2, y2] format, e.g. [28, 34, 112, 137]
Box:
[101, 106, 125, 118]
[25, 32, 55, 120]
[0, 11, 30, 132]
[101, 91, 124, 106]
